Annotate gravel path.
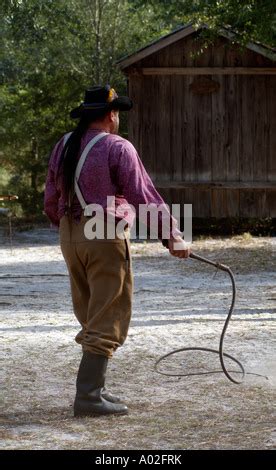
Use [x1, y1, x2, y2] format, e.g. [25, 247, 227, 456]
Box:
[0, 228, 275, 449]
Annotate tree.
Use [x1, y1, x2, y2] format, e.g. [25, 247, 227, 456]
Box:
[0, 0, 159, 216]
[130, 0, 276, 48]
[1, 0, 275, 218]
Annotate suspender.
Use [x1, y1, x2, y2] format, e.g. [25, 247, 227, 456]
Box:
[63, 131, 108, 210]
[63, 132, 72, 146]
[74, 132, 108, 209]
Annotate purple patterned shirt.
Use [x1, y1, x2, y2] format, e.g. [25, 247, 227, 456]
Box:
[44, 128, 181, 241]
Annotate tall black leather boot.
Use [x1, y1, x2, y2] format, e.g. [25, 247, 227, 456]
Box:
[74, 351, 128, 417]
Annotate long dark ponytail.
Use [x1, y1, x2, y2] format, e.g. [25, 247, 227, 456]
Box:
[58, 116, 90, 205]
[59, 108, 109, 206]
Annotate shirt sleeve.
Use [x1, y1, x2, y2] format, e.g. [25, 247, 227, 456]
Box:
[112, 139, 182, 244]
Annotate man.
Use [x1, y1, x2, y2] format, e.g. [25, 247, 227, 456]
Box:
[44, 85, 191, 417]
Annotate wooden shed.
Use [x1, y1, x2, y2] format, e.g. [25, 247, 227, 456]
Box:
[117, 23, 276, 219]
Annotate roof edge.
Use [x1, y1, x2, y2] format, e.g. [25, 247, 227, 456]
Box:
[116, 22, 199, 69]
[117, 22, 276, 70]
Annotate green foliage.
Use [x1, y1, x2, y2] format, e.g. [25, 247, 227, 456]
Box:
[131, 0, 276, 47]
[0, 0, 159, 216]
[1, 0, 275, 217]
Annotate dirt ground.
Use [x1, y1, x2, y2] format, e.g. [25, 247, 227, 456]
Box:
[0, 226, 275, 450]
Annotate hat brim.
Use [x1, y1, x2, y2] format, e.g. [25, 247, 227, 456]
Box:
[111, 96, 133, 111]
[70, 96, 133, 119]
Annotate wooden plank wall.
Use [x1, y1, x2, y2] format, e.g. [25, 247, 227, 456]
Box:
[126, 34, 276, 218]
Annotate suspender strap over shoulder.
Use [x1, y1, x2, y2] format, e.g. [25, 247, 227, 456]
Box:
[62, 131, 109, 210]
[74, 132, 108, 209]
[63, 132, 73, 146]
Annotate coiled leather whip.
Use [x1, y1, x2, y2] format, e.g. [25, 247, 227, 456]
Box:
[154, 252, 268, 384]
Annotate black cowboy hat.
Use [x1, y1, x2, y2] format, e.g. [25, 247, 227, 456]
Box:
[70, 84, 133, 119]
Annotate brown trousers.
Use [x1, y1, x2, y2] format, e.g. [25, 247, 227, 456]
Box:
[59, 213, 133, 358]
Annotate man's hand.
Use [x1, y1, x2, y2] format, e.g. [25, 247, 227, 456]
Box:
[168, 236, 191, 259]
